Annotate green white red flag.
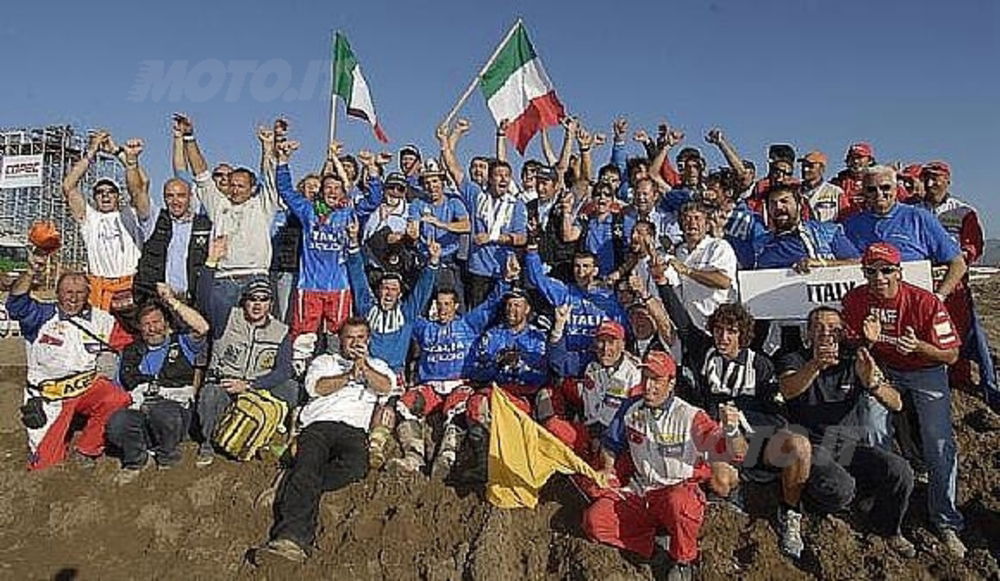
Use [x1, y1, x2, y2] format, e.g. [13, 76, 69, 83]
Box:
[332, 32, 389, 143]
[479, 22, 564, 154]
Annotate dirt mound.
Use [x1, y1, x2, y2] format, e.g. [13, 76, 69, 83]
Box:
[1, 281, 999, 580]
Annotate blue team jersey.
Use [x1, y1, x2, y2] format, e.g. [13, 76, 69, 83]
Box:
[472, 324, 550, 389]
[754, 220, 860, 269]
[459, 179, 527, 278]
[413, 282, 506, 382]
[843, 203, 960, 263]
[409, 195, 469, 262]
[525, 250, 626, 376]
[725, 202, 767, 269]
[578, 212, 636, 276]
[276, 164, 353, 292]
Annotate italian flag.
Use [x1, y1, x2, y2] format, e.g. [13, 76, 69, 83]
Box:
[480, 22, 564, 154]
[332, 33, 389, 143]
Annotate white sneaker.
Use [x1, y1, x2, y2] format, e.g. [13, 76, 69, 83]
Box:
[777, 507, 804, 559]
[937, 529, 966, 559]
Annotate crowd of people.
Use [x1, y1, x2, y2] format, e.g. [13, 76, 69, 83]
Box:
[6, 112, 994, 579]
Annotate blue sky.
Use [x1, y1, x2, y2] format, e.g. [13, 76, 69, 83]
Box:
[2, 0, 998, 232]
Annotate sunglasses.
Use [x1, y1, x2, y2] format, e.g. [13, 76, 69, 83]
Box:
[386, 184, 407, 192]
[864, 184, 895, 193]
[863, 266, 899, 277]
[212, 172, 231, 179]
[94, 188, 117, 195]
[246, 294, 271, 302]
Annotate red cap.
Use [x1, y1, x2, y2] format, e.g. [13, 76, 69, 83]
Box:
[641, 350, 677, 379]
[798, 151, 828, 166]
[862, 242, 901, 266]
[847, 142, 874, 159]
[921, 160, 951, 178]
[898, 164, 923, 180]
[595, 321, 626, 341]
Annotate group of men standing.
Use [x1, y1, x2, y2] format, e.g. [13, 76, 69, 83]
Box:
[6, 113, 990, 578]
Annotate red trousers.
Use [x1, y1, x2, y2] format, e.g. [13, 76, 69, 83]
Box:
[399, 383, 473, 420]
[291, 289, 352, 337]
[582, 481, 706, 562]
[29, 375, 131, 471]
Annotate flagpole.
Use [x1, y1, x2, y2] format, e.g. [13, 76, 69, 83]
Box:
[441, 17, 523, 127]
[328, 30, 339, 144]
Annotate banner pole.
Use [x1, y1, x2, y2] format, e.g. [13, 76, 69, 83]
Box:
[441, 18, 523, 128]
[328, 31, 339, 144]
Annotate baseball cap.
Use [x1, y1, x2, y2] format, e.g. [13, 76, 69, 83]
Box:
[399, 144, 421, 160]
[535, 165, 558, 182]
[241, 278, 273, 300]
[768, 144, 796, 164]
[676, 147, 705, 164]
[898, 163, 923, 180]
[641, 350, 677, 379]
[798, 151, 828, 166]
[92, 178, 121, 194]
[384, 172, 408, 189]
[595, 321, 626, 341]
[921, 161, 951, 178]
[847, 142, 874, 159]
[861, 242, 901, 266]
[420, 158, 446, 179]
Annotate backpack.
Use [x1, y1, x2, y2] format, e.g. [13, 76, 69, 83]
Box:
[213, 390, 288, 461]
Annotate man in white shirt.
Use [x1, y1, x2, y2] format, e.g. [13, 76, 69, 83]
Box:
[62, 130, 151, 312]
[798, 151, 846, 223]
[668, 201, 738, 331]
[255, 317, 397, 563]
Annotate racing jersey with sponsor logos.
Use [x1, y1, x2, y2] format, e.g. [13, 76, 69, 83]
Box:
[603, 395, 727, 494]
[921, 196, 983, 265]
[275, 164, 354, 292]
[472, 324, 549, 391]
[413, 282, 506, 382]
[6, 294, 117, 386]
[578, 353, 643, 428]
[525, 250, 627, 377]
[842, 281, 961, 370]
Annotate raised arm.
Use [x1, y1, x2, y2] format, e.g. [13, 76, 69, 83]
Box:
[438, 119, 470, 186]
[171, 124, 192, 181]
[157, 283, 209, 338]
[705, 128, 752, 189]
[576, 126, 595, 185]
[539, 126, 557, 166]
[121, 138, 151, 221]
[496, 119, 509, 164]
[556, 117, 579, 178]
[62, 131, 107, 222]
[345, 218, 374, 314]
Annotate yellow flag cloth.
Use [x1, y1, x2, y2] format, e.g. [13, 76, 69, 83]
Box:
[486, 387, 607, 509]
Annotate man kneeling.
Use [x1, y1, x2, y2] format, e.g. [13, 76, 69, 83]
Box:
[256, 317, 397, 562]
[582, 351, 746, 580]
[106, 284, 209, 484]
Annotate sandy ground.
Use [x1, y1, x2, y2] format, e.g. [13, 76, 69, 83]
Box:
[0, 280, 998, 580]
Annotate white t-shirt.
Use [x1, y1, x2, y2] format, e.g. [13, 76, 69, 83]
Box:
[674, 235, 738, 331]
[80, 205, 142, 278]
[299, 353, 398, 430]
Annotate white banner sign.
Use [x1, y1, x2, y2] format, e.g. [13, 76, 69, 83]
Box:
[738, 260, 934, 320]
[0, 154, 44, 189]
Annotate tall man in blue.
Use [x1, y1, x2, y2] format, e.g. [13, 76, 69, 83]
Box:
[525, 246, 627, 379]
[345, 219, 439, 469]
[273, 142, 355, 337]
[459, 288, 552, 484]
[843, 165, 967, 306]
[438, 121, 527, 307]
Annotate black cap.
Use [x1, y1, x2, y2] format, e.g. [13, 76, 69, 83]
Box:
[384, 172, 408, 189]
[535, 165, 558, 182]
[768, 144, 796, 164]
[241, 278, 273, 300]
[399, 144, 421, 160]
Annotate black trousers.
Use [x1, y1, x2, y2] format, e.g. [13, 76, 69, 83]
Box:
[106, 398, 192, 467]
[806, 442, 914, 536]
[270, 421, 368, 546]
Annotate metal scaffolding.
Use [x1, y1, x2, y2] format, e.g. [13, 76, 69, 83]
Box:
[0, 125, 125, 271]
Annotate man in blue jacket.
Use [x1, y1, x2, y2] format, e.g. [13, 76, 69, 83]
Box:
[345, 219, 439, 469]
